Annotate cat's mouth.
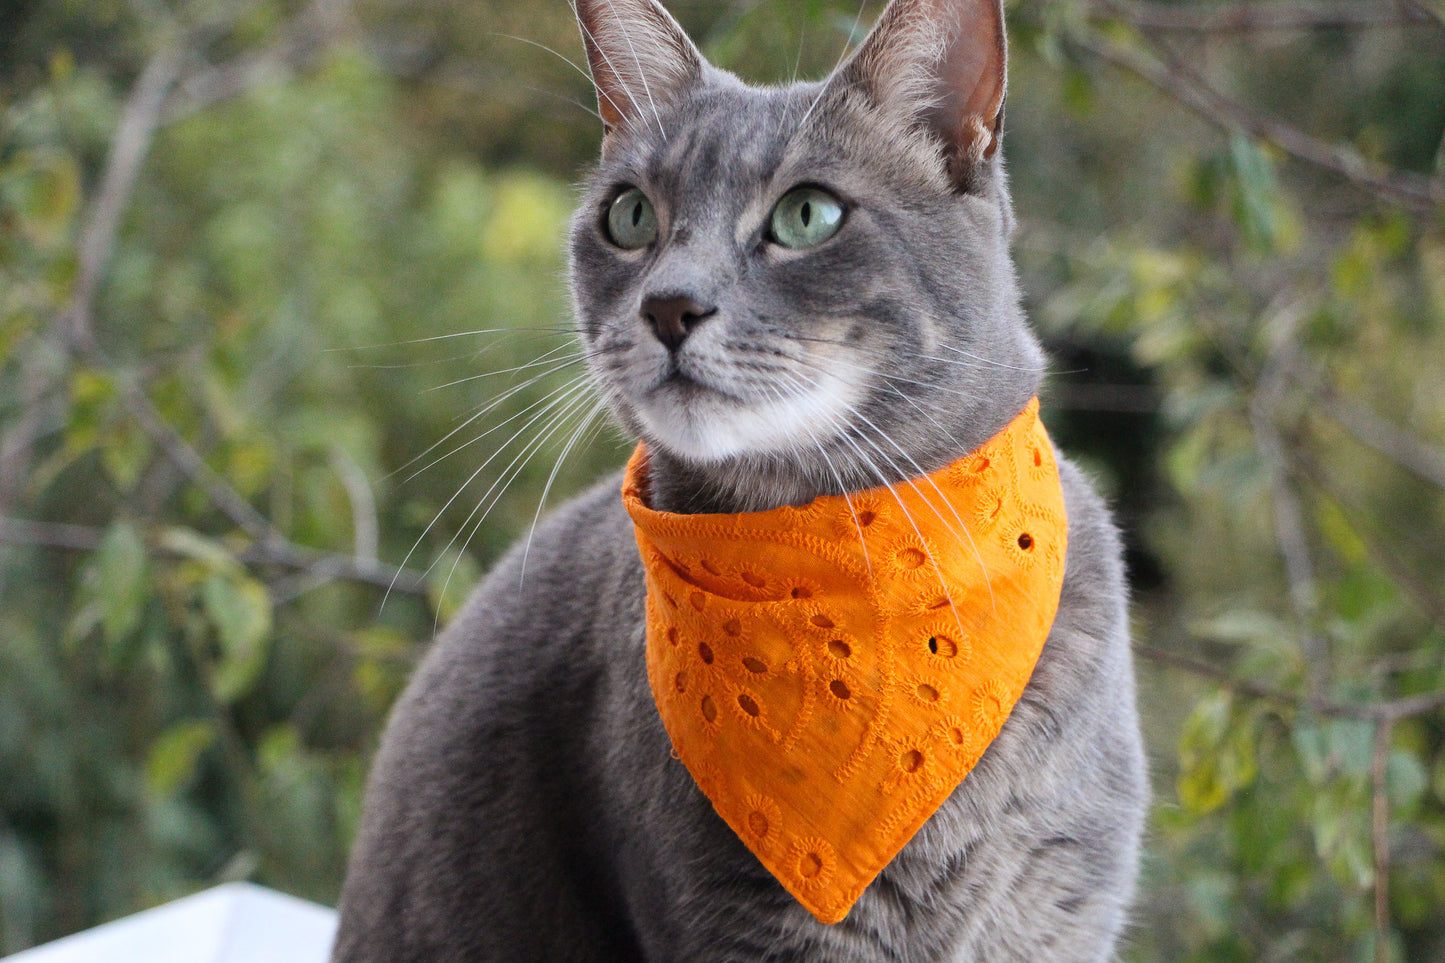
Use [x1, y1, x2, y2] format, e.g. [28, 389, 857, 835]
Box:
[630, 360, 862, 464]
[647, 360, 736, 403]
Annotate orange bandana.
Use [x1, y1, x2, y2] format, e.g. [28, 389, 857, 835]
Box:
[622, 398, 1067, 924]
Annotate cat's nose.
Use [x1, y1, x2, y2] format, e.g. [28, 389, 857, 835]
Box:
[642, 295, 716, 351]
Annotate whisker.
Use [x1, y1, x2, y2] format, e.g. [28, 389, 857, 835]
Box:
[933, 344, 1049, 373]
[572, 14, 641, 133]
[432, 384, 599, 627]
[522, 84, 605, 123]
[382, 376, 595, 608]
[324, 326, 573, 352]
[389, 360, 588, 481]
[402, 370, 592, 484]
[792, 0, 869, 138]
[780, 370, 972, 638]
[768, 377, 874, 580]
[490, 32, 595, 84]
[423, 342, 582, 393]
[846, 399, 996, 617]
[601, 0, 668, 140]
[520, 397, 610, 585]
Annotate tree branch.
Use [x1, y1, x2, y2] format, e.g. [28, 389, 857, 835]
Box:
[1072, 28, 1445, 211]
[163, 0, 352, 123]
[1137, 644, 1445, 721]
[1251, 311, 1329, 699]
[1098, 0, 1434, 33]
[1313, 386, 1445, 490]
[0, 515, 426, 595]
[62, 45, 185, 350]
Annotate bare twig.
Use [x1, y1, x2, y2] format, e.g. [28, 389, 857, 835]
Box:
[106, 373, 284, 545]
[1285, 443, 1445, 625]
[1313, 387, 1445, 490]
[0, 515, 426, 595]
[1251, 312, 1329, 699]
[163, 0, 351, 123]
[40, 0, 381, 587]
[63, 45, 185, 350]
[1404, 0, 1445, 27]
[1098, 0, 1433, 32]
[1137, 644, 1445, 721]
[330, 448, 380, 565]
[1073, 29, 1445, 211]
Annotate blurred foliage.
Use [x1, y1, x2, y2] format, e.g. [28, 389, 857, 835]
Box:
[1, 0, 1443, 959]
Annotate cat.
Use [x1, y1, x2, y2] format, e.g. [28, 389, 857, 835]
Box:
[332, 0, 1147, 959]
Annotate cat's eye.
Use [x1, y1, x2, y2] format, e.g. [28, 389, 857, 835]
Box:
[606, 188, 659, 249]
[769, 187, 845, 250]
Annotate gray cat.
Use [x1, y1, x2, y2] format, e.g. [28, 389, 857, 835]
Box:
[332, 0, 1147, 959]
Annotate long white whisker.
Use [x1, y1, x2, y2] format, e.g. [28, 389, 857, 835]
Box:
[602, 0, 668, 140]
[436, 381, 601, 610]
[383, 376, 593, 607]
[394, 363, 589, 482]
[934, 343, 1048, 373]
[575, 13, 656, 139]
[519, 397, 610, 585]
[424, 342, 582, 393]
[793, 0, 869, 138]
[432, 384, 599, 628]
[780, 370, 971, 639]
[768, 377, 874, 580]
[490, 31, 597, 84]
[323, 326, 573, 352]
[845, 399, 996, 616]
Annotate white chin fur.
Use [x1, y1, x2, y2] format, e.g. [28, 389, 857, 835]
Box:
[635, 372, 860, 463]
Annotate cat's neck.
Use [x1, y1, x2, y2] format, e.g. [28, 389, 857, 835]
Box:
[641, 388, 1040, 515]
[643, 450, 828, 515]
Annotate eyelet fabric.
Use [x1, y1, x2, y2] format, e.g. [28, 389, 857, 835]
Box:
[622, 398, 1067, 924]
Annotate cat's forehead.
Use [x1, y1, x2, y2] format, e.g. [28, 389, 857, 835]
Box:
[603, 77, 828, 196]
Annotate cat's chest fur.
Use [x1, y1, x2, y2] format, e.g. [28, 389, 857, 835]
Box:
[336, 458, 1143, 962]
[333, 0, 1147, 959]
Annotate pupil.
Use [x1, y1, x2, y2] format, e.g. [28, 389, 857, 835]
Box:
[800, 202, 812, 227]
[631, 203, 643, 227]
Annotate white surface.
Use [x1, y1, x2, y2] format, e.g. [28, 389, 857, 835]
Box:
[3, 883, 337, 963]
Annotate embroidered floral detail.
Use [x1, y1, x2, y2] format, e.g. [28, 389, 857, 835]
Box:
[624, 398, 1066, 926]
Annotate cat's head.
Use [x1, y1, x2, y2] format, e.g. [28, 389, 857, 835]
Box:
[569, 0, 1043, 513]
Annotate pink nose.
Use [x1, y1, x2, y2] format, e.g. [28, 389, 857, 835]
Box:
[642, 295, 716, 351]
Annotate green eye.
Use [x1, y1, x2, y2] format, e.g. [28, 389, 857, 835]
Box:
[606, 188, 658, 249]
[769, 186, 845, 249]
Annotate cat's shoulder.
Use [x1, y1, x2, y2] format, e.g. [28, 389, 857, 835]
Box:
[426, 468, 641, 656]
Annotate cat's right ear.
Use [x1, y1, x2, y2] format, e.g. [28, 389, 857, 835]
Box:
[574, 0, 704, 144]
[832, 0, 1007, 192]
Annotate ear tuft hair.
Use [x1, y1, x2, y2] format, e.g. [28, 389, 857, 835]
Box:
[832, 0, 1007, 191]
[575, 0, 705, 141]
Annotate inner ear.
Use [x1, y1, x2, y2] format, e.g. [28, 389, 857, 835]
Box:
[575, 0, 705, 140]
[835, 0, 1007, 190]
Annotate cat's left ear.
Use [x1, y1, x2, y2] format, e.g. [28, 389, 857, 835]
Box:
[574, 0, 705, 142]
[834, 0, 1007, 191]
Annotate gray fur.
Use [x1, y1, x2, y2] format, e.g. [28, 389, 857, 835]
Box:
[334, 0, 1146, 959]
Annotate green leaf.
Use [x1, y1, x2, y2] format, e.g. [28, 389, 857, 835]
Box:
[425, 547, 482, 623]
[145, 721, 216, 799]
[91, 520, 150, 651]
[158, 527, 236, 569]
[1177, 691, 1257, 814]
[1327, 719, 1377, 779]
[1387, 750, 1428, 814]
[202, 572, 273, 703]
[1294, 723, 1330, 785]
[98, 420, 150, 491]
